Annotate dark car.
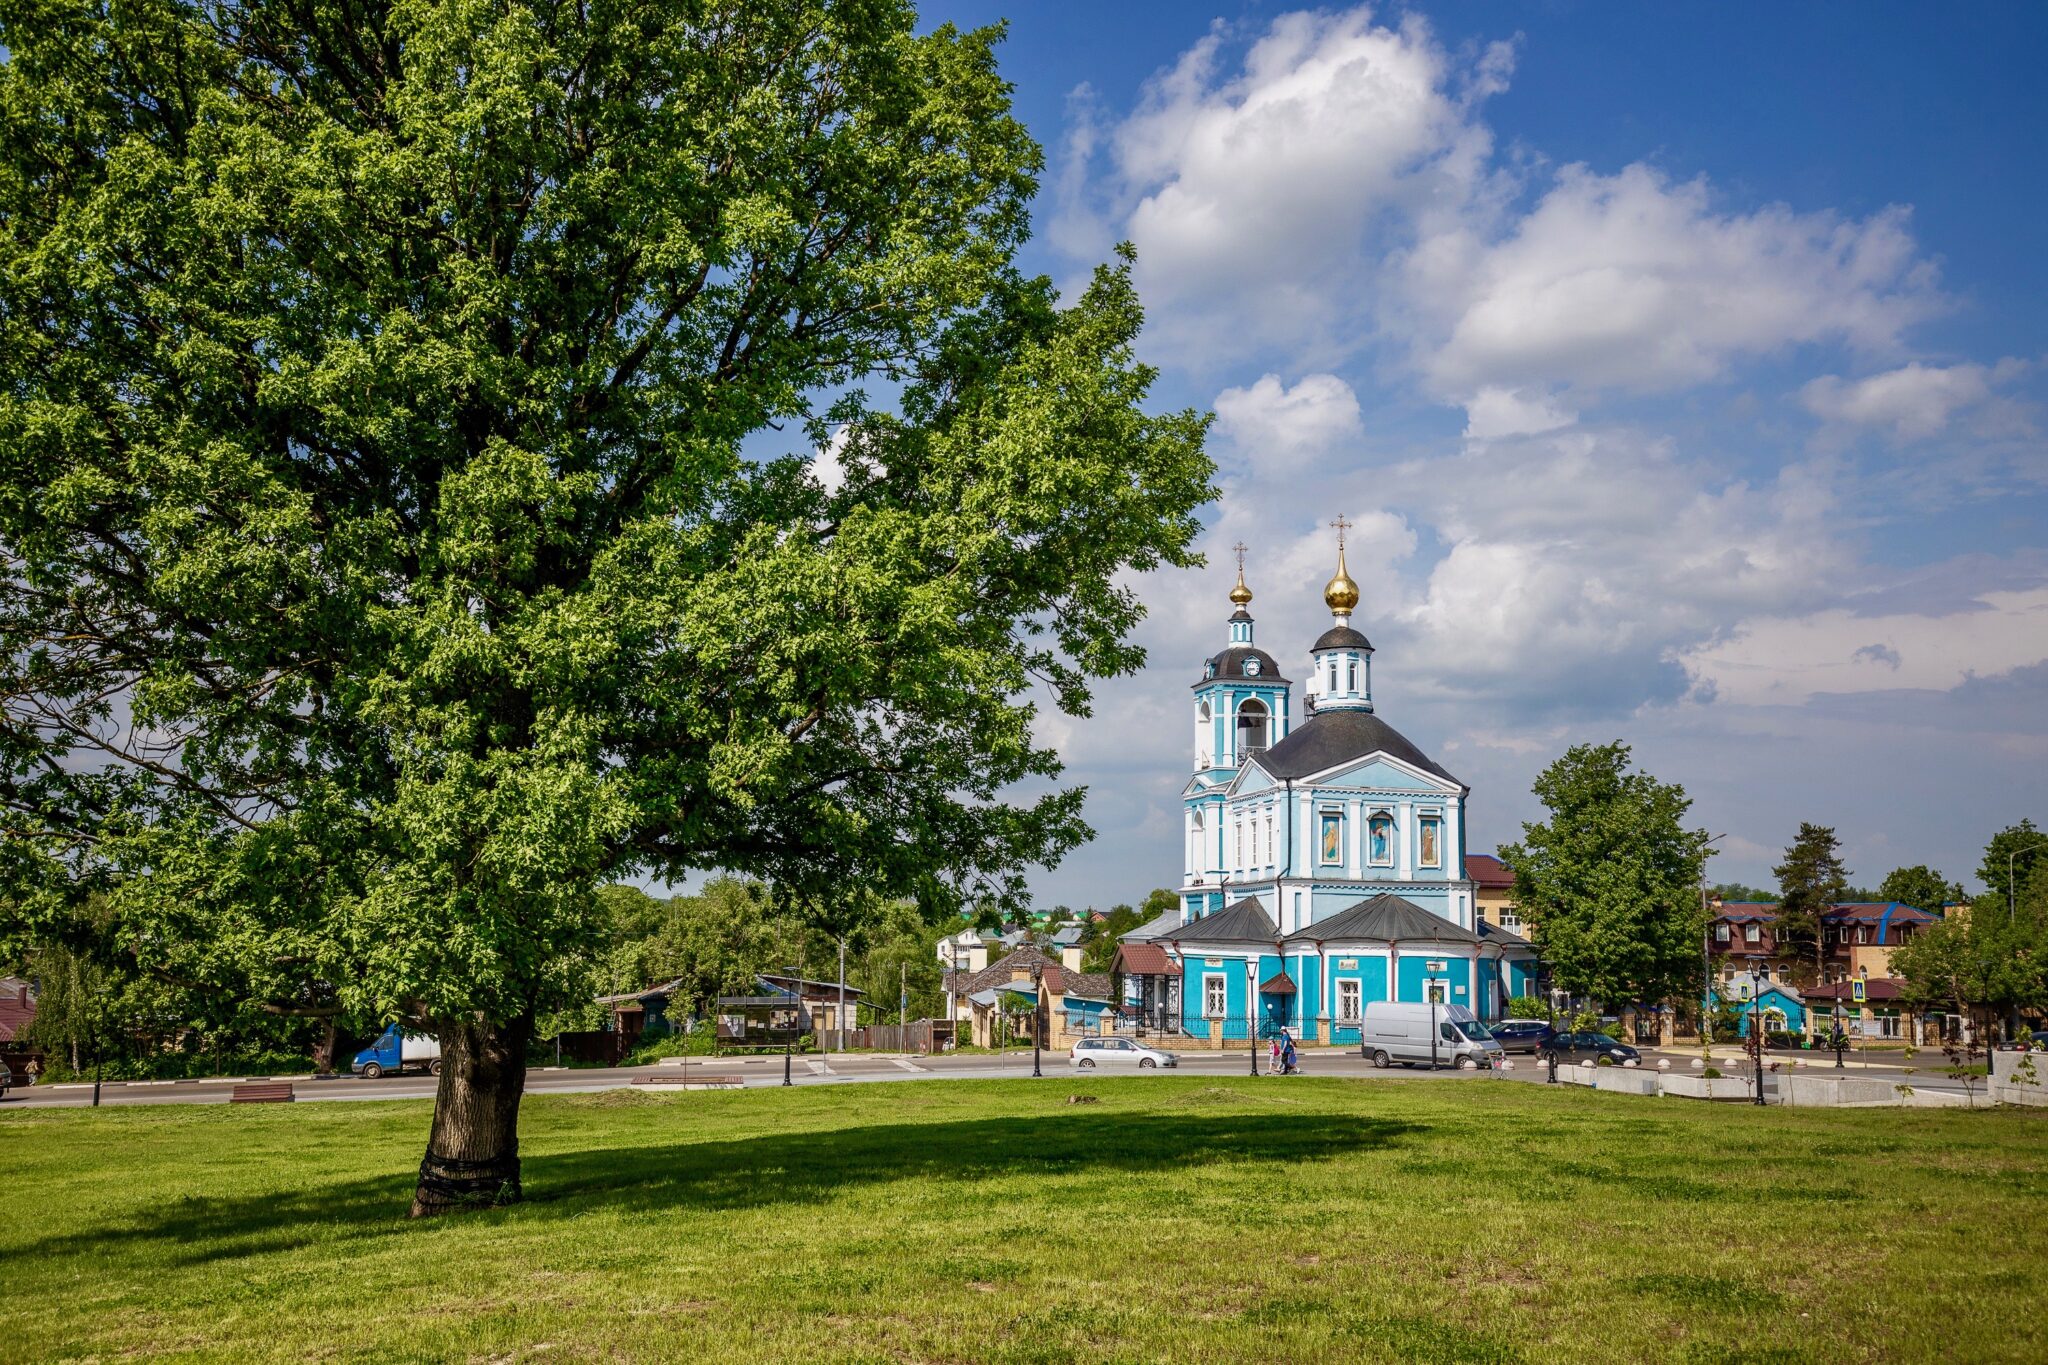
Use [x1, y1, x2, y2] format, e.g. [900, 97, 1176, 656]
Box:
[1538, 1031, 1641, 1066]
[1489, 1019, 1555, 1054]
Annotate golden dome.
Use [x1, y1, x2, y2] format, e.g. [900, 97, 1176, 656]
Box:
[1228, 564, 1254, 607]
[1324, 544, 1360, 615]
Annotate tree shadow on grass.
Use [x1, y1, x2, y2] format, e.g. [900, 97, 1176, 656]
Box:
[22, 1108, 1417, 1268]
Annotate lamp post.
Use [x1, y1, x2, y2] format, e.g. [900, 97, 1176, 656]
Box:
[1700, 833, 1725, 1055]
[1747, 956, 1767, 1106]
[1031, 962, 1044, 1078]
[781, 967, 797, 1088]
[1248, 959, 1259, 1077]
[2009, 839, 2048, 925]
[1832, 1000, 1846, 1070]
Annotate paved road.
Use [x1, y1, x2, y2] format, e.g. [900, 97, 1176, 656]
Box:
[0, 1042, 1986, 1110]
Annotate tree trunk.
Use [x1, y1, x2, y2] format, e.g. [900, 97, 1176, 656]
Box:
[311, 1020, 338, 1076]
[409, 1013, 531, 1219]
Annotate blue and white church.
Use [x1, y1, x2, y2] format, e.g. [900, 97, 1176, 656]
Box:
[1142, 524, 1537, 1045]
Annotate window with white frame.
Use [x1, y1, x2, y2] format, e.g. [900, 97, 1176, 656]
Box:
[1336, 979, 1361, 1024]
[1715, 923, 1730, 942]
[1234, 819, 1243, 868]
[1203, 975, 1227, 1018]
[1346, 659, 1357, 691]
[1500, 908, 1521, 930]
[1264, 812, 1275, 863]
[1418, 815, 1442, 869]
[1318, 810, 1344, 865]
[1744, 924, 1761, 943]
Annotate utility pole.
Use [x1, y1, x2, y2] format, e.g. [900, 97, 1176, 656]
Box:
[837, 937, 847, 1054]
[1031, 962, 1043, 1078]
[899, 962, 906, 1036]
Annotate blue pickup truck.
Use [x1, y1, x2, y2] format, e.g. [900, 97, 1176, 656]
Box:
[351, 1024, 443, 1080]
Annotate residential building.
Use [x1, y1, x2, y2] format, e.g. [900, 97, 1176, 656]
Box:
[944, 946, 1113, 1048]
[1705, 899, 1939, 986]
[1467, 853, 1522, 934]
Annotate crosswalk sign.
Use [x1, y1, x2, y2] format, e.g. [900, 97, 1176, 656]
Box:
[1851, 978, 1866, 1003]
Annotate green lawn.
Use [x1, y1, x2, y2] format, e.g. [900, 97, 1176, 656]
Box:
[3, 1078, 2044, 1363]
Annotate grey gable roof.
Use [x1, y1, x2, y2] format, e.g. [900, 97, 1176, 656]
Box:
[1253, 708, 1461, 786]
[1163, 897, 1278, 943]
[1123, 906, 1184, 941]
[1285, 894, 1480, 945]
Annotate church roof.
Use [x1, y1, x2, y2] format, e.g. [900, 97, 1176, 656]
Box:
[1194, 645, 1289, 687]
[1163, 897, 1277, 943]
[1479, 919, 1531, 948]
[1285, 894, 1480, 945]
[1253, 708, 1461, 785]
[1313, 624, 1373, 651]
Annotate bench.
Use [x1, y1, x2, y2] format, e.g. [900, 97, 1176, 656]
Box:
[231, 1082, 296, 1104]
[630, 1074, 743, 1090]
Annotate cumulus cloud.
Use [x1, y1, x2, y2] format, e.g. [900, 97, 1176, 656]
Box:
[1404, 164, 1945, 400]
[1213, 373, 1362, 468]
[1462, 386, 1577, 441]
[1094, 7, 1510, 363]
[1800, 358, 2028, 439]
[1679, 585, 2048, 707]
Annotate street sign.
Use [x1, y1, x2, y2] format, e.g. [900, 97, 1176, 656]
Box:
[1851, 978, 1866, 1003]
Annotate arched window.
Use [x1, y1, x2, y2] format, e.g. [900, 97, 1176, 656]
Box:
[1236, 698, 1268, 756]
[1346, 658, 1358, 691]
[1189, 809, 1205, 871]
[1368, 812, 1394, 865]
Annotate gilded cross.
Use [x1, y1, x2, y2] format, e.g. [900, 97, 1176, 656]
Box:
[1329, 514, 1352, 551]
[1232, 541, 1248, 573]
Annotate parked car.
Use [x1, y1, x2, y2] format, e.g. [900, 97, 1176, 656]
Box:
[1489, 1019, 1555, 1054]
[1360, 1001, 1504, 1070]
[1538, 1031, 1641, 1066]
[1069, 1037, 1177, 1070]
[351, 1023, 443, 1079]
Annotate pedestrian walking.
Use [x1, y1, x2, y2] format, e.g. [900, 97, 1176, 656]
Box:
[24, 1057, 40, 1086]
[1269, 1032, 1281, 1070]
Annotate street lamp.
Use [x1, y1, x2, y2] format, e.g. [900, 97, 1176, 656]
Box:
[1746, 956, 1767, 1106]
[1700, 833, 1726, 1054]
[1031, 961, 1044, 1079]
[2010, 839, 2048, 925]
[1247, 959, 1259, 1077]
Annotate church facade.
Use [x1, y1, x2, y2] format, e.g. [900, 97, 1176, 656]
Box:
[1151, 527, 1537, 1044]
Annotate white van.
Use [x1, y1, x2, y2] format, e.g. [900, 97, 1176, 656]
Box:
[1360, 1001, 1503, 1070]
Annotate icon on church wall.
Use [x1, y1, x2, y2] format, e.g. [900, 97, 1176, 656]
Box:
[1419, 818, 1440, 868]
[1369, 814, 1392, 865]
[1320, 813, 1343, 864]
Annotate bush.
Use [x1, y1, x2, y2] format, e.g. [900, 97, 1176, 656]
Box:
[1595, 1055, 1614, 1067]
[1506, 995, 1548, 1020]
[1703, 1066, 1723, 1079]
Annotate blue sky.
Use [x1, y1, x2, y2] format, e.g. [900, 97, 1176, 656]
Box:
[908, 2, 2048, 904]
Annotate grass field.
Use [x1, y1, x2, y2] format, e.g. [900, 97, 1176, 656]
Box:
[2, 1077, 2044, 1363]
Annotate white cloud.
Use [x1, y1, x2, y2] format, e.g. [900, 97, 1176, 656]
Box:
[807, 427, 851, 494]
[1213, 373, 1362, 467]
[1462, 386, 1577, 441]
[1800, 358, 2027, 439]
[1679, 586, 2048, 707]
[1405, 164, 1945, 399]
[1101, 8, 1509, 363]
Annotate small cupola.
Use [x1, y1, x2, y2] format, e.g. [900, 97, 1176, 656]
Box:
[1308, 515, 1373, 712]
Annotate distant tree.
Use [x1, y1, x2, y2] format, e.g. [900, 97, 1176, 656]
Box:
[1982, 820, 2046, 907]
[1709, 883, 1777, 904]
[1139, 887, 1179, 920]
[1774, 824, 1850, 986]
[1877, 866, 1961, 913]
[1893, 917, 1980, 1039]
[1500, 743, 1711, 1011]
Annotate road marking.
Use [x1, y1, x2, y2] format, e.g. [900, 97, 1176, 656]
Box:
[891, 1058, 926, 1072]
[805, 1059, 834, 1075]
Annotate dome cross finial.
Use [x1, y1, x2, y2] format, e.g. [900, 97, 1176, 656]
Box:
[1228, 540, 1254, 607]
[1324, 515, 1359, 617]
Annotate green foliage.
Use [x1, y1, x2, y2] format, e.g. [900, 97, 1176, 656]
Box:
[1774, 823, 1850, 985]
[1981, 820, 2045, 905]
[1500, 742, 1711, 1010]
[0, 0, 1211, 1075]
[1702, 1066, 1723, 1079]
[1506, 994, 1548, 1020]
[1877, 865, 1960, 913]
[1710, 883, 1776, 904]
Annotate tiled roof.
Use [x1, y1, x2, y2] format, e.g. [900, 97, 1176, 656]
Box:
[946, 946, 1106, 1001]
[1162, 897, 1278, 944]
[1802, 978, 1906, 1002]
[1252, 708, 1461, 785]
[1465, 853, 1514, 888]
[1285, 893, 1481, 946]
[1112, 941, 1175, 976]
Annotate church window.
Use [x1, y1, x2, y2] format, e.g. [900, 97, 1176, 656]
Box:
[1319, 811, 1343, 865]
[1233, 819, 1243, 868]
[1327, 660, 1338, 692]
[1265, 813, 1275, 863]
[1336, 979, 1361, 1024]
[1203, 975, 1227, 1018]
[1346, 659, 1357, 691]
[1368, 813, 1394, 866]
[1189, 810, 1205, 871]
[1419, 817, 1441, 869]
[1236, 699, 1268, 756]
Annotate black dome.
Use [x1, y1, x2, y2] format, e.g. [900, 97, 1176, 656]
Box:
[1193, 645, 1289, 687]
[1313, 625, 1373, 652]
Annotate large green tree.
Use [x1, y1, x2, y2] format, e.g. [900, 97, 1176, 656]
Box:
[1981, 820, 2046, 908]
[1773, 823, 1849, 986]
[1876, 865, 1959, 914]
[1499, 742, 1712, 1010]
[0, 0, 1209, 1213]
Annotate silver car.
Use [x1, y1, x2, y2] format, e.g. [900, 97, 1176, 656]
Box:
[1069, 1037, 1177, 1070]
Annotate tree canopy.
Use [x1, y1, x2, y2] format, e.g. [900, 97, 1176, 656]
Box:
[1876, 865, 1959, 913]
[1773, 823, 1850, 986]
[1500, 742, 1711, 1009]
[0, 0, 1211, 1212]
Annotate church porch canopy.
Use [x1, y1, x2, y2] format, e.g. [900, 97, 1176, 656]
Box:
[1258, 971, 1297, 996]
